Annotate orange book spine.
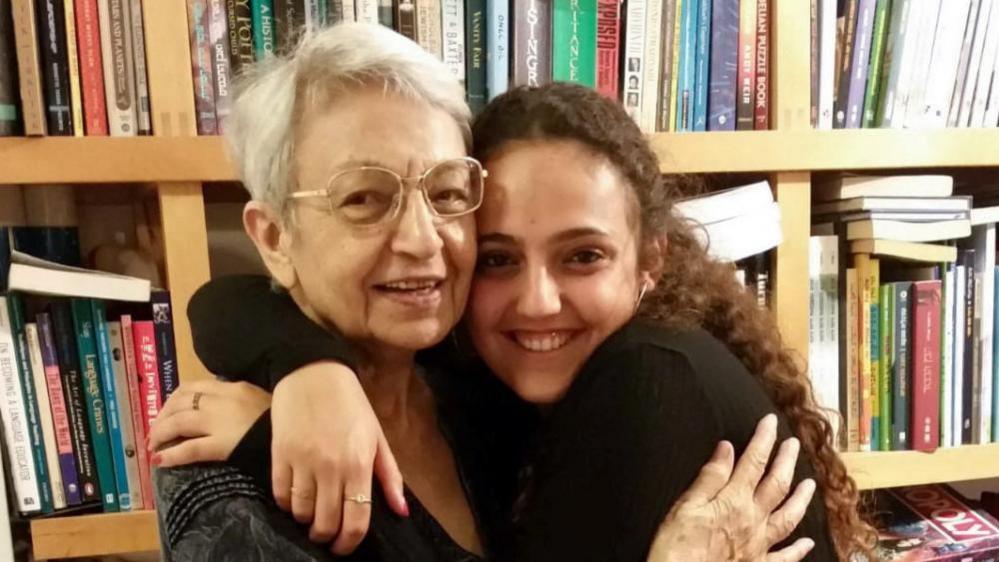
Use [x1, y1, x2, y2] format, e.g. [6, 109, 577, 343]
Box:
[74, 0, 108, 135]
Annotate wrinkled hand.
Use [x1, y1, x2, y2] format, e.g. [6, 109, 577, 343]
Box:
[647, 414, 817, 562]
[269, 362, 406, 556]
[148, 379, 272, 466]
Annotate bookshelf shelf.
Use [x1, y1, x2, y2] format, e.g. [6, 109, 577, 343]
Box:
[30, 511, 159, 559]
[842, 444, 999, 491]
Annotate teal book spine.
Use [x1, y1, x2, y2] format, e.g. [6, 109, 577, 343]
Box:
[691, 0, 711, 130]
[870, 290, 881, 450]
[6, 295, 53, 513]
[675, 0, 699, 131]
[91, 301, 131, 511]
[553, 0, 597, 87]
[252, 0, 276, 60]
[879, 283, 893, 451]
[70, 299, 118, 512]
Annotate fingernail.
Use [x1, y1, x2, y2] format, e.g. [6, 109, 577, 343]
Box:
[803, 538, 815, 551]
[151, 453, 162, 466]
[400, 498, 410, 518]
[763, 413, 778, 428]
[786, 437, 800, 454]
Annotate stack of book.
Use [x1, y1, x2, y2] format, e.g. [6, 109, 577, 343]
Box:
[811, 0, 999, 130]
[807, 173, 999, 453]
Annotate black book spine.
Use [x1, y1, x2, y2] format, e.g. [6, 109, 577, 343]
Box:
[227, 0, 255, 76]
[961, 249, 975, 444]
[34, 0, 73, 135]
[0, 1, 21, 136]
[272, 0, 305, 54]
[151, 292, 179, 401]
[464, 0, 485, 113]
[50, 300, 100, 504]
[510, 0, 552, 87]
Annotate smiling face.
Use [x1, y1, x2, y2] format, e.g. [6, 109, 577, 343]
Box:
[467, 139, 651, 404]
[254, 87, 475, 356]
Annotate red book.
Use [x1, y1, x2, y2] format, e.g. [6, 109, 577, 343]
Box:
[736, 0, 757, 130]
[595, 0, 621, 100]
[753, 0, 769, 130]
[131, 320, 162, 436]
[910, 280, 941, 451]
[74, 0, 108, 135]
[121, 315, 153, 509]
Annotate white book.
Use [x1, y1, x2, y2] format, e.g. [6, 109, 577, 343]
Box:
[973, 224, 996, 442]
[342, 0, 356, 21]
[817, 0, 837, 129]
[24, 324, 65, 510]
[623, 0, 647, 125]
[921, 0, 972, 127]
[982, 27, 999, 127]
[954, 264, 967, 446]
[881, 0, 918, 127]
[415, 0, 442, 57]
[0, 297, 42, 514]
[845, 218, 971, 243]
[305, 0, 319, 29]
[812, 174, 954, 202]
[902, 0, 942, 128]
[108, 321, 144, 510]
[355, 0, 379, 24]
[674, 180, 774, 225]
[970, 1, 999, 126]
[809, 236, 840, 424]
[958, 0, 994, 126]
[129, 0, 151, 134]
[98, 0, 138, 136]
[942, 264, 956, 447]
[640, 0, 663, 132]
[693, 203, 782, 262]
[948, 0, 983, 126]
[6, 250, 151, 302]
[441, 0, 466, 84]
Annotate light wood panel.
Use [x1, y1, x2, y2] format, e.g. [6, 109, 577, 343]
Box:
[771, 172, 811, 363]
[843, 444, 999, 490]
[31, 511, 159, 559]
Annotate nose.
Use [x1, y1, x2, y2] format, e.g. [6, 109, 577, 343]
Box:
[517, 265, 561, 318]
[390, 188, 444, 259]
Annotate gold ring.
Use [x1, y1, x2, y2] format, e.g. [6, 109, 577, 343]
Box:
[345, 494, 372, 505]
[192, 391, 204, 412]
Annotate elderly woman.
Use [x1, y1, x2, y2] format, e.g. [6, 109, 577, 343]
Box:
[153, 24, 816, 562]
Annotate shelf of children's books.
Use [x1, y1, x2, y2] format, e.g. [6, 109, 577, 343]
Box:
[842, 443, 999, 491]
[30, 510, 159, 559]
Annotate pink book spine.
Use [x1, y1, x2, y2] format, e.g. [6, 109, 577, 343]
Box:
[121, 316, 153, 509]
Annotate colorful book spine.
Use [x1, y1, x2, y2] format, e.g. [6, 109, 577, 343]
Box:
[226, 0, 255, 76]
[512, 0, 552, 87]
[0, 296, 43, 513]
[675, 0, 698, 131]
[49, 301, 99, 504]
[879, 283, 892, 451]
[70, 299, 118, 512]
[25, 323, 66, 509]
[892, 282, 911, 450]
[131, 320, 161, 435]
[911, 280, 942, 451]
[690, 0, 711, 131]
[187, 0, 218, 134]
[11, 0, 47, 135]
[129, 0, 151, 135]
[7, 295, 53, 512]
[856, 253, 874, 451]
[107, 321, 143, 510]
[873, 0, 909, 126]
[464, 0, 486, 112]
[36, 0, 74, 135]
[91, 301, 131, 511]
[208, 0, 233, 133]
[251, 0, 275, 59]
[120, 316, 153, 507]
[752, 0, 767, 129]
[845, 267, 861, 451]
[36, 313, 81, 505]
[151, 293, 179, 401]
[552, 0, 595, 87]
[869, 262, 881, 449]
[707, 0, 737, 131]
[73, 0, 107, 135]
[99, 0, 138, 135]
[442, 0, 466, 85]
[833, 0, 858, 128]
[595, 0, 620, 99]
[845, 0, 876, 129]
[63, 0, 83, 136]
[621, 0, 646, 124]
[656, 0, 679, 130]
[667, 0, 683, 130]
[735, 0, 755, 130]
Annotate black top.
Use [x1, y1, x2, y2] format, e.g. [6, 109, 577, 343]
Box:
[188, 275, 838, 561]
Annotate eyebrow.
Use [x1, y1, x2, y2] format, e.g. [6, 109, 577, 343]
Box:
[478, 227, 611, 245]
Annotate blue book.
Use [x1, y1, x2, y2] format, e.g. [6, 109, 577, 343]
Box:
[691, 0, 712, 130]
[151, 292, 180, 400]
[708, 0, 738, 130]
[870, 297, 880, 450]
[486, 0, 509, 100]
[91, 301, 131, 511]
[675, 0, 699, 131]
[36, 313, 82, 505]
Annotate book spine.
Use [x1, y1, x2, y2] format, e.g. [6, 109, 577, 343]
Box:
[99, 0, 138, 135]
[70, 298, 118, 512]
[953, 263, 966, 445]
[856, 253, 873, 451]
[131, 320, 161, 436]
[595, 0, 620, 99]
[356, 0, 377, 22]
[0, 5, 20, 136]
[209, 0, 233, 133]
[892, 282, 911, 450]
[49, 301, 99, 503]
[690, 0, 711, 131]
[464, 0, 485, 112]
[272, 0, 305, 53]
[911, 280, 942, 451]
[947, 0, 980, 127]
[655, 0, 678, 130]
[868, 259, 881, 449]
[227, 0, 255, 75]
[752, 0, 767, 129]
[638, 0, 663, 131]
[833, 0, 858, 128]
[845, 0, 875, 129]
[817, 0, 836, 129]
[707, 0, 737, 131]
[25, 323, 66, 509]
[378, 0, 392, 26]
[675, 0, 697, 130]
[11, 0, 47, 134]
[340, 0, 354, 23]
[151, 293, 179, 401]
[941, 265, 955, 447]
[73, 0, 108, 135]
[621, 0, 646, 124]
[129, 0, 151, 135]
[900, 0, 941, 128]
[554, 0, 597, 86]
[326, 0, 341, 23]
[970, 0, 999, 126]
[63, 0, 84, 136]
[7, 296, 53, 512]
[977, 225, 995, 442]
[396, 0, 417, 41]
[845, 267, 860, 451]
[36, 0, 74, 135]
[809, 0, 817, 127]
[91, 302, 130, 510]
[0, 296, 43, 513]
[417, 0, 442, 58]
[441, 0, 466, 85]
[36, 313, 81, 505]
[511, 0, 542, 86]
[667, 0, 682, 130]
[107, 321, 142, 510]
[120, 316, 152, 508]
[735, 0, 756, 130]
[874, 0, 908, 126]
[962, 251, 976, 443]
[486, 0, 509, 99]
[879, 282, 892, 451]
[957, 0, 992, 127]
[984, 33, 999, 127]
[994, 267, 999, 441]
[251, 0, 275, 59]
[187, 0, 218, 134]
[860, 0, 888, 127]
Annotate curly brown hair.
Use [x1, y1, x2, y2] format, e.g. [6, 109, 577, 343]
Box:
[471, 83, 877, 560]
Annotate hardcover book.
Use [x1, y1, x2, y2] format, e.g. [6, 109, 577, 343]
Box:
[99, 0, 139, 136]
[735, 0, 755, 129]
[486, 0, 509, 99]
[0, 2, 20, 136]
[707, 0, 737, 131]
[753, 0, 768, 129]
[251, 0, 276, 59]
[464, 0, 486, 112]
[226, 0, 256, 75]
[11, 0, 47, 135]
[73, 0, 108, 135]
[187, 0, 218, 134]
[511, 0, 551, 87]
[553, 0, 596, 86]
[35, 0, 74, 135]
[36, 312, 82, 505]
[595, 0, 620, 98]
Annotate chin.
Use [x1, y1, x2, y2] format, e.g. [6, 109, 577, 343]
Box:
[378, 318, 454, 350]
[500, 370, 573, 405]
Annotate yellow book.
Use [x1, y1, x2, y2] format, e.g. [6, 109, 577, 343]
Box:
[868, 257, 880, 451]
[64, 0, 84, 136]
[667, 0, 683, 131]
[854, 253, 875, 452]
[845, 267, 860, 451]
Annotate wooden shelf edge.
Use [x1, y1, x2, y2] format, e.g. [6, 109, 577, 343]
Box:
[842, 443, 999, 490]
[31, 510, 159, 559]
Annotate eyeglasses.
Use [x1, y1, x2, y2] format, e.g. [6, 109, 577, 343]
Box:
[288, 157, 487, 227]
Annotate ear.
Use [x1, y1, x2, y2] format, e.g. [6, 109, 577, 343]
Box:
[243, 201, 298, 289]
[638, 233, 668, 289]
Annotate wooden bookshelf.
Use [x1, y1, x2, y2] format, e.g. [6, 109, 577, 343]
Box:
[31, 511, 159, 558]
[842, 444, 999, 491]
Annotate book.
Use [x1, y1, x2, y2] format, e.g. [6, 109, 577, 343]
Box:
[595, 0, 620, 99]
[464, 0, 486, 113]
[856, 253, 876, 451]
[674, 180, 774, 225]
[91, 301, 130, 510]
[920, 0, 972, 127]
[971, 222, 995, 442]
[953, 259, 967, 446]
[151, 292, 179, 400]
[809, 236, 841, 429]
[355, 0, 377, 22]
[878, 282, 892, 450]
[910, 280, 942, 451]
[73, 0, 108, 135]
[736, 0, 756, 130]
[833, 0, 858, 128]
[900, 0, 941, 128]
[877, 0, 916, 127]
[553, 0, 596, 87]
[129, 0, 151, 135]
[892, 281, 911, 449]
[36, 0, 74, 135]
[850, 240, 958, 263]
[639, 0, 664, 131]
[11, 0, 46, 135]
[120, 315, 152, 507]
[107, 320, 143, 510]
[396, 0, 416, 41]
[485, 0, 508, 99]
[812, 174, 954, 202]
[272, 0, 305, 53]
[675, 0, 698, 130]
[187, 0, 218, 134]
[656, 0, 679, 130]
[961, 249, 976, 444]
[707, 0, 738, 131]
[844, 0, 875, 129]
[752, 0, 768, 129]
[5, 250, 152, 302]
[690, 0, 711, 131]
[415, 0, 442, 58]
[666, 0, 682, 130]
[621, 0, 646, 123]
[226, 0, 255, 76]
[812, 196, 972, 216]
[845, 267, 861, 451]
[441, 0, 466, 85]
[0, 2, 19, 136]
[956, 0, 993, 127]
[942, 262, 956, 447]
[24, 322, 65, 509]
[208, 0, 233, 133]
[969, 0, 999, 127]
[131, 320, 161, 435]
[842, 219, 972, 243]
[816, 0, 835, 129]
[63, 0, 84, 136]
[868, 256, 881, 449]
[860, 0, 888, 128]
[251, 0, 276, 59]
[99, 0, 138, 136]
[36, 312, 81, 505]
[946, 0, 982, 127]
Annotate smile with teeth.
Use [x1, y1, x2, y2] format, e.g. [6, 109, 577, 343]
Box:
[511, 330, 575, 352]
[376, 279, 443, 293]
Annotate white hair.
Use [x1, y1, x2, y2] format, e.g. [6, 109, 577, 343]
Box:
[225, 23, 471, 211]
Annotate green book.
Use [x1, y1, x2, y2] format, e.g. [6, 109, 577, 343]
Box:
[870, 281, 881, 450]
[70, 299, 118, 513]
[465, 0, 487, 113]
[252, 0, 276, 60]
[862, 0, 892, 127]
[552, 0, 597, 87]
[879, 283, 893, 451]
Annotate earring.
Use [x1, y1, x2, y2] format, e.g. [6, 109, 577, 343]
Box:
[635, 281, 652, 312]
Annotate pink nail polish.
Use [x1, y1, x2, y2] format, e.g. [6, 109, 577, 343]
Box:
[400, 498, 410, 518]
[151, 453, 163, 466]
